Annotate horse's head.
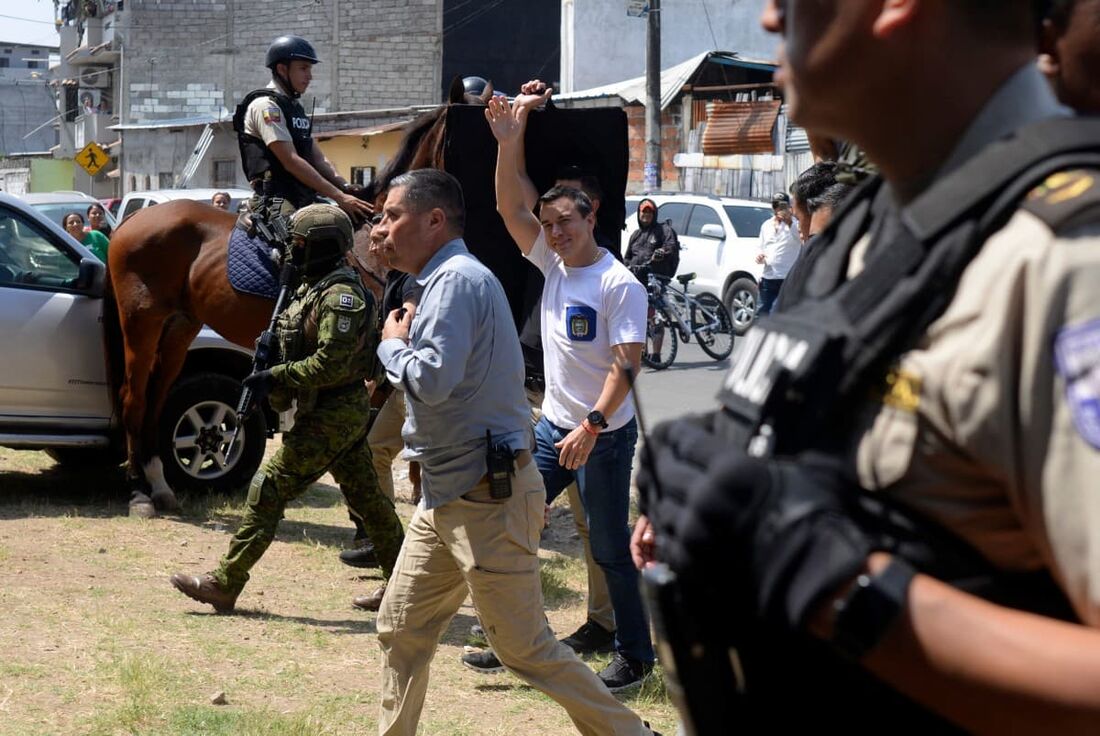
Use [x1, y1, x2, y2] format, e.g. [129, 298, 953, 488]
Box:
[358, 76, 491, 227]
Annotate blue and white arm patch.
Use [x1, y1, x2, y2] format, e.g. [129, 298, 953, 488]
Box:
[1055, 318, 1100, 450]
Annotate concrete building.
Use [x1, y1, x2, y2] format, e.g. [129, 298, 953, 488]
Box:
[560, 0, 775, 93]
[0, 42, 59, 156]
[50, 0, 444, 198]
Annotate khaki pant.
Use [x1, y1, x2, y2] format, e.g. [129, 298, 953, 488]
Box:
[567, 482, 616, 632]
[376, 462, 649, 736]
[368, 388, 406, 503]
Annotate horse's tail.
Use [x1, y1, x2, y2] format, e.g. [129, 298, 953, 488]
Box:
[100, 263, 126, 419]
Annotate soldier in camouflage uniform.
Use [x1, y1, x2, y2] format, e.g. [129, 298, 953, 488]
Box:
[170, 204, 404, 613]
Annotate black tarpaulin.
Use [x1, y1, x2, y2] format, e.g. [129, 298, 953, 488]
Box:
[442, 104, 629, 345]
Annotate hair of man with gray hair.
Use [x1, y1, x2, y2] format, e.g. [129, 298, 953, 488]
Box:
[808, 182, 855, 215]
[790, 161, 839, 207]
[390, 169, 466, 234]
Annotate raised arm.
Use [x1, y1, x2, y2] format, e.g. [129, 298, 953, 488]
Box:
[485, 95, 542, 254]
[513, 80, 553, 211]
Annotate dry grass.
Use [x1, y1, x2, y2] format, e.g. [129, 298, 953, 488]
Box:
[0, 447, 677, 735]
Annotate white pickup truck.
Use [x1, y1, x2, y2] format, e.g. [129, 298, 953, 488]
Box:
[0, 192, 267, 493]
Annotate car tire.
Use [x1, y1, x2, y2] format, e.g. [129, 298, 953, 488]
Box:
[46, 446, 125, 469]
[157, 372, 267, 495]
[724, 277, 759, 336]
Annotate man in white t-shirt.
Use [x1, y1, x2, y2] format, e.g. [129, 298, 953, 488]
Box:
[755, 191, 801, 315]
[485, 96, 656, 692]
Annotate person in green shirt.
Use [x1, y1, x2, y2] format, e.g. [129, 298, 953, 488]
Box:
[63, 211, 109, 262]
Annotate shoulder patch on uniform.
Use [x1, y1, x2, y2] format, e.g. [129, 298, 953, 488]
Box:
[336, 315, 352, 333]
[339, 293, 354, 309]
[1054, 318, 1100, 450]
[1022, 169, 1100, 234]
[262, 107, 282, 125]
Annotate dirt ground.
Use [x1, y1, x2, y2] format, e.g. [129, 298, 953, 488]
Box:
[0, 446, 676, 736]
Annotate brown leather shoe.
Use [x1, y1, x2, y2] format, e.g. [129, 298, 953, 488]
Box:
[352, 584, 387, 612]
[171, 572, 237, 613]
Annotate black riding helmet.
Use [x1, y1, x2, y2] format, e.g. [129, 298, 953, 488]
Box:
[462, 76, 490, 97]
[266, 35, 321, 69]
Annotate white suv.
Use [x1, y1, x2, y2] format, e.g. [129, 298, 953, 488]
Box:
[625, 193, 773, 334]
[0, 192, 267, 494]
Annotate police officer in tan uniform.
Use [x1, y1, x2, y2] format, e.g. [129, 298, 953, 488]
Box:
[233, 35, 372, 222]
[634, 1, 1100, 732]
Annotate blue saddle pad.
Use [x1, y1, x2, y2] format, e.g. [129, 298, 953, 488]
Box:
[227, 227, 280, 299]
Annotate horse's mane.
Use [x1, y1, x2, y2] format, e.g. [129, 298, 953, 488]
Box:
[367, 106, 447, 202]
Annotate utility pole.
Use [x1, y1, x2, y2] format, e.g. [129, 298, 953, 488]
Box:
[644, 0, 661, 191]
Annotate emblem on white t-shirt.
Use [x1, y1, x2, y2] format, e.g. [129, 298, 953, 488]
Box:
[565, 305, 597, 342]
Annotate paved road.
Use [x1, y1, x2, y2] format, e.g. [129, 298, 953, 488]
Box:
[631, 340, 730, 432]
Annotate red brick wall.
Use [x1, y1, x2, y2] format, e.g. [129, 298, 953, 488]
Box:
[625, 103, 682, 192]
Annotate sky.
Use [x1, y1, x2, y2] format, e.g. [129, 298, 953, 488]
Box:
[1, 0, 61, 48]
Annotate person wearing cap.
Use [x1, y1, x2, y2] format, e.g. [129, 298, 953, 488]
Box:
[233, 35, 372, 223]
[169, 204, 404, 614]
[624, 198, 680, 282]
[754, 191, 801, 316]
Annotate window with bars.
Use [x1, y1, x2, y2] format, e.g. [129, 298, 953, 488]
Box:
[213, 159, 236, 188]
[351, 166, 375, 187]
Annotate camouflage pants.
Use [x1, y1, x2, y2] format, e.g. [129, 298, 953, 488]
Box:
[214, 392, 405, 595]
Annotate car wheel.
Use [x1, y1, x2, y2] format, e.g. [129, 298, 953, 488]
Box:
[724, 277, 759, 336]
[157, 372, 267, 495]
[46, 446, 125, 469]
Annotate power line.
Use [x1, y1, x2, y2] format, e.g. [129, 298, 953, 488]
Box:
[0, 13, 55, 25]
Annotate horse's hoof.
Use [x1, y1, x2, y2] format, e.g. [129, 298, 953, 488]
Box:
[129, 492, 157, 519]
[151, 488, 181, 513]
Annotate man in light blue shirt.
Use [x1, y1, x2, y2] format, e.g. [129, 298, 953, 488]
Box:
[372, 169, 655, 736]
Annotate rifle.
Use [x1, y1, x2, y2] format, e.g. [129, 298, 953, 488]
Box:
[226, 258, 297, 459]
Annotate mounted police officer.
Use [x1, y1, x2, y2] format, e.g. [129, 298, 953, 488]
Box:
[233, 35, 372, 225]
[170, 204, 404, 613]
[635, 0, 1100, 733]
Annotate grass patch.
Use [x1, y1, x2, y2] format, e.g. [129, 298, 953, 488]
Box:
[166, 705, 339, 736]
[539, 554, 585, 609]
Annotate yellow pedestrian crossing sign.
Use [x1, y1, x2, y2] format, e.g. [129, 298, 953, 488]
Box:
[76, 142, 109, 176]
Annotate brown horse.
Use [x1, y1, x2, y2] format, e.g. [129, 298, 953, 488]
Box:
[105, 78, 492, 510]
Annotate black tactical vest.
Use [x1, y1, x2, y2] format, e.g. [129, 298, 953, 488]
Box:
[703, 117, 1100, 730]
[233, 88, 316, 208]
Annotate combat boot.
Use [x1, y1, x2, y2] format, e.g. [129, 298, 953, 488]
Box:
[170, 572, 238, 613]
[339, 539, 378, 568]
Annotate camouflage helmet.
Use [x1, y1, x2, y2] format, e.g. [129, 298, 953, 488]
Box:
[289, 204, 353, 275]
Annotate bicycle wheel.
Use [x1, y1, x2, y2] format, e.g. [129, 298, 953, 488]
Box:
[693, 292, 735, 360]
[643, 304, 678, 370]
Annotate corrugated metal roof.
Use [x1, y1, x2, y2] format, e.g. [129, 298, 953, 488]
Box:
[313, 120, 410, 140]
[700, 100, 780, 155]
[110, 113, 232, 130]
[556, 51, 777, 111]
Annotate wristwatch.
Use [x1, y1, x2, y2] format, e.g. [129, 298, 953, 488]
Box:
[585, 410, 609, 430]
[831, 557, 916, 660]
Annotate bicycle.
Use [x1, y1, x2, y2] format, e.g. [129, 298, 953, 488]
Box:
[640, 271, 735, 370]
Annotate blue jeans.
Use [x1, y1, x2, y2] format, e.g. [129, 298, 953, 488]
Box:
[758, 277, 785, 316]
[534, 416, 655, 664]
